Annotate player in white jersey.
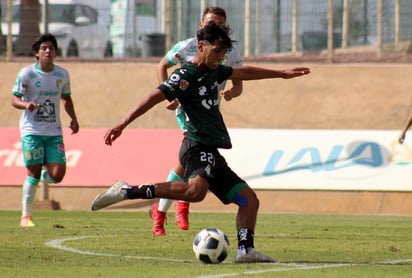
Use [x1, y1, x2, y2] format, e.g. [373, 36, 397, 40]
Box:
[150, 6, 243, 236]
[11, 34, 79, 228]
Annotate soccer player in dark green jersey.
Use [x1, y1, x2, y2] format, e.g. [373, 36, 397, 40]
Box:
[92, 22, 310, 263]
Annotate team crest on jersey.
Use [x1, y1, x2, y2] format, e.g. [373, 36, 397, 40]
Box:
[179, 79, 189, 90]
[56, 79, 63, 89]
[24, 151, 32, 161]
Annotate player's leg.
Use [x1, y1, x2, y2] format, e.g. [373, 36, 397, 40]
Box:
[232, 186, 276, 263]
[21, 165, 42, 227]
[156, 164, 186, 214]
[91, 176, 208, 211]
[209, 166, 276, 263]
[42, 135, 67, 184]
[20, 135, 43, 227]
[91, 141, 210, 211]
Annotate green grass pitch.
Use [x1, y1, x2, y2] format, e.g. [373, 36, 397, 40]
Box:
[0, 210, 411, 277]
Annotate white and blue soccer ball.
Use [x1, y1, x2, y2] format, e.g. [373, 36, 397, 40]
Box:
[192, 228, 230, 264]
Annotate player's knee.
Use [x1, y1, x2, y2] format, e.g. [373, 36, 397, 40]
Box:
[249, 190, 259, 209]
[52, 177, 63, 183]
[48, 173, 65, 183]
[45, 165, 66, 184]
[188, 189, 207, 202]
[235, 187, 259, 210]
[186, 182, 208, 202]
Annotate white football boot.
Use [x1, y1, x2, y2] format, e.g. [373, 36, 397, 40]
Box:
[91, 180, 129, 211]
[235, 248, 277, 263]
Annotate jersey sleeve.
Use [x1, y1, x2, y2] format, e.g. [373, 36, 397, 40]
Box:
[61, 70, 71, 97]
[12, 68, 28, 97]
[228, 46, 242, 68]
[157, 68, 191, 102]
[216, 65, 233, 84]
[164, 39, 189, 66]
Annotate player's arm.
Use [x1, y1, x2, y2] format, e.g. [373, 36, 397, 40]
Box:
[104, 89, 166, 146]
[11, 94, 39, 112]
[156, 57, 171, 83]
[398, 112, 412, 144]
[61, 95, 79, 134]
[221, 48, 243, 101]
[220, 79, 243, 101]
[157, 57, 179, 110]
[229, 66, 310, 80]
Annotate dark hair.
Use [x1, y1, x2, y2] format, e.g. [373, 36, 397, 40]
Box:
[32, 33, 58, 53]
[202, 6, 227, 20]
[197, 22, 235, 50]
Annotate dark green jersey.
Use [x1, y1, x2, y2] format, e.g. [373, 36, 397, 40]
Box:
[158, 63, 233, 149]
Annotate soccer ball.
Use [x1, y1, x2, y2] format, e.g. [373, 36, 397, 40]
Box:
[192, 228, 230, 264]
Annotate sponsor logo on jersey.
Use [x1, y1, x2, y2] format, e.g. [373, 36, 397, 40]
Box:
[179, 79, 189, 91]
[198, 86, 207, 96]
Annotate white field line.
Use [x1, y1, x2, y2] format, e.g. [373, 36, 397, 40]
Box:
[195, 263, 352, 278]
[46, 235, 412, 277]
[45, 236, 192, 263]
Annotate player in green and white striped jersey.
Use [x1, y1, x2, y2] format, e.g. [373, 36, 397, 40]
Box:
[11, 34, 79, 228]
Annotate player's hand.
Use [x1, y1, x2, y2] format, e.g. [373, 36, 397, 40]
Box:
[69, 119, 79, 134]
[166, 99, 179, 110]
[104, 126, 123, 146]
[220, 89, 234, 101]
[282, 67, 311, 79]
[26, 102, 40, 112]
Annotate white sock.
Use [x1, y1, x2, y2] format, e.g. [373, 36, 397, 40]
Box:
[22, 177, 39, 217]
[158, 198, 173, 212]
[41, 169, 57, 184]
[158, 169, 185, 212]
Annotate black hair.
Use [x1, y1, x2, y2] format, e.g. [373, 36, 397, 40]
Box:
[202, 6, 227, 20]
[32, 33, 58, 53]
[196, 22, 235, 50]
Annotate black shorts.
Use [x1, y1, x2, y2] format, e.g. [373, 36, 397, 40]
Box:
[179, 138, 247, 204]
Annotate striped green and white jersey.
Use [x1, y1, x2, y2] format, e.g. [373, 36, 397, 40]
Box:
[12, 63, 71, 137]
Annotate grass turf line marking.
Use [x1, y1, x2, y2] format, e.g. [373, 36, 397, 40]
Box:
[46, 235, 412, 277]
[45, 236, 191, 263]
[195, 259, 412, 278]
[195, 263, 352, 278]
